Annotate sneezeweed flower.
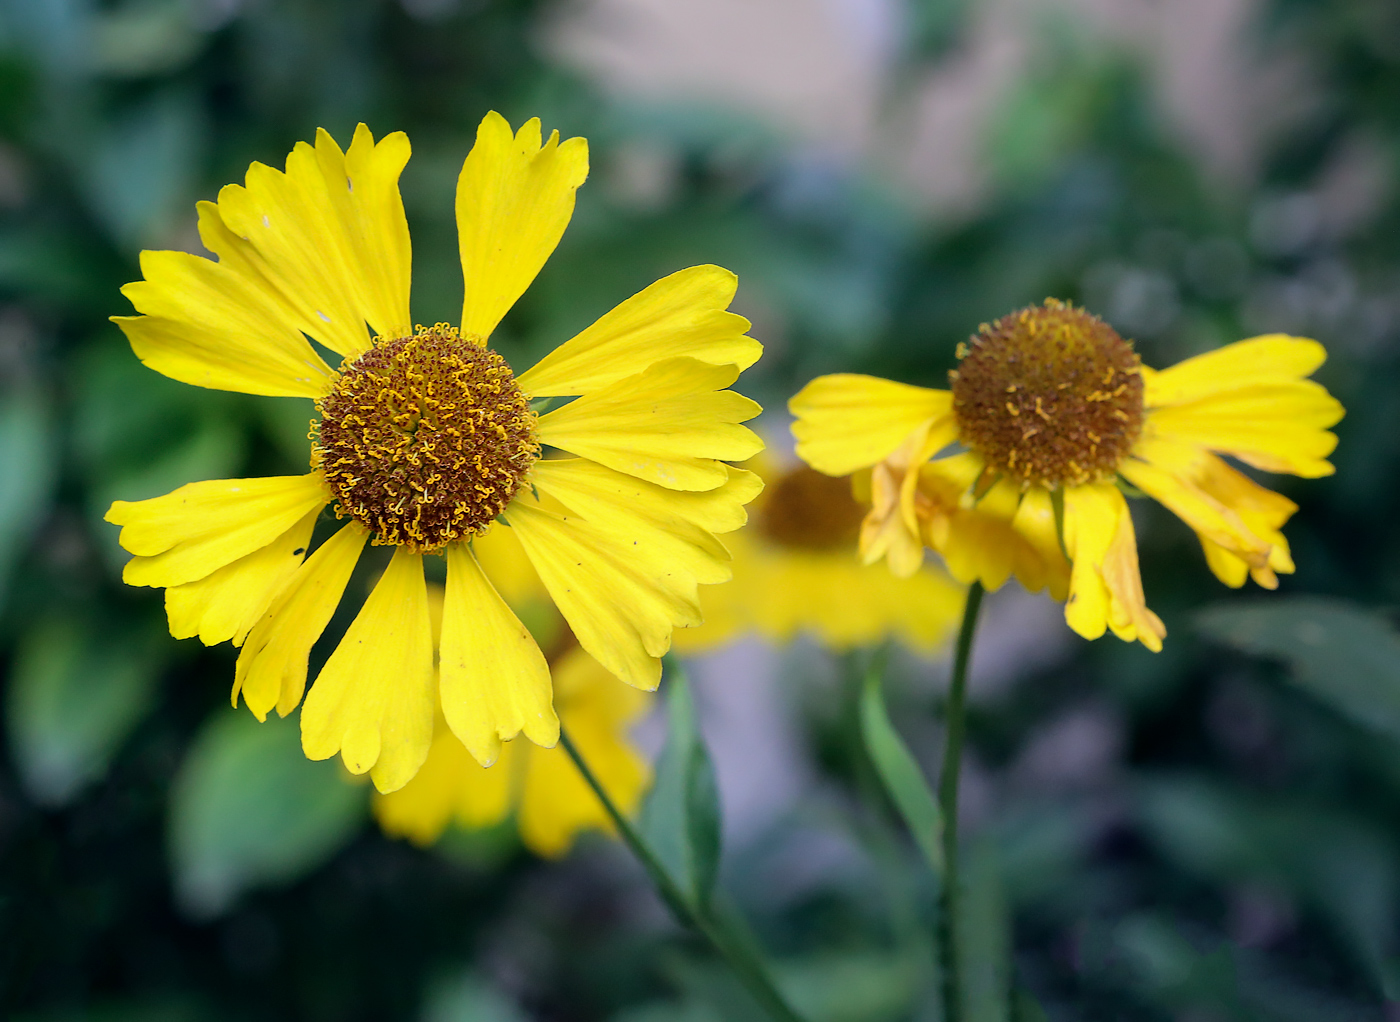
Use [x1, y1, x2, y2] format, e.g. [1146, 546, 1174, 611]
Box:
[104, 113, 764, 793]
[672, 457, 965, 654]
[791, 300, 1344, 650]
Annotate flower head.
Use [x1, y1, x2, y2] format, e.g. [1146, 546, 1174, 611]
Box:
[105, 114, 763, 792]
[790, 299, 1344, 651]
[673, 457, 966, 654]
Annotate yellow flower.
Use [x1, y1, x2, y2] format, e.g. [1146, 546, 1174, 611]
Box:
[104, 113, 763, 793]
[790, 300, 1344, 651]
[672, 458, 966, 653]
[375, 574, 650, 858]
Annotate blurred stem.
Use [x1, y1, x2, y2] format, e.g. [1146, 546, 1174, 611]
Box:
[938, 581, 985, 1022]
[558, 728, 807, 1022]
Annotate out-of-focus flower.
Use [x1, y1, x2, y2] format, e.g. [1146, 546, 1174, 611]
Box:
[791, 300, 1344, 651]
[673, 458, 965, 654]
[104, 112, 763, 793]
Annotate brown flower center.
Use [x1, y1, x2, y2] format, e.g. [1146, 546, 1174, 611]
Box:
[759, 465, 865, 550]
[949, 299, 1144, 488]
[315, 325, 539, 551]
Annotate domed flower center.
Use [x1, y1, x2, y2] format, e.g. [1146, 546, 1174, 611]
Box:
[949, 300, 1145, 489]
[759, 465, 865, 550]
[315, 325, 539, 551]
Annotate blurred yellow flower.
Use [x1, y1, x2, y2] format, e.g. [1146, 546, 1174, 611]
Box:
[104, 112, 763, 793]
[672, 459, 965, 654]
[791, 300, 1344, 651]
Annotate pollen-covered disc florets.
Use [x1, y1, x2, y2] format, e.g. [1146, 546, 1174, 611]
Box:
[315, 325, 539, 551]
[949, 299, 1145, 488]
[759, 465, 865, 550]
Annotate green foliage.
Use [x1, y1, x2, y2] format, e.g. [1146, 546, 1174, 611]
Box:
[168, 710, 367, 918]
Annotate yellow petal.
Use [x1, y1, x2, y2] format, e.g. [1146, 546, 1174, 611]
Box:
[115, 227, 337, 397]
[301, 547, 435, 792]
[857, 421, 959, 578]
[1009, 486, 1071, 601]
[165, 508, 318, 646]
[536, 357, 763, 491]
[457, 112, 588, 340]
[1145, 382, 1342, 477]
[1143, 335, 1327, 407]
[504, 498, 699, 690]
[373, 721, 516, 846]
[439, 543, 557, 767]
[517, 647, 650, 858]
[234, 524, 367, 720]
[531, 458, 761, 585]
[470, 521, 546, 608]
[213, 125, 413, 356]
[790, 374, 953, 476]
[1062, 484, 1165, 651]
[517, 265, 761, 396]
[109, 474, 328, 588]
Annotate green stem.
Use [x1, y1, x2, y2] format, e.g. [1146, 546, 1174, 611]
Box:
[938, 581, 985, 1022]
[558, 727, 807, 1022]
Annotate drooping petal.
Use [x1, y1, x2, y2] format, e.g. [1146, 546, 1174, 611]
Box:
[301, 547, 436, 793]
[858, 420, 959, 577]
[790, 374, 953, 476]
[470, 521, 547, 608]
[1143, 335, 1327, 407]
[373, 722, 517, 846]
[165, 508, 319, 646]
[536, 358, 763, 491]
[1008, 485, 1071, 602]
[456, 112, 588, 341]
[1062, 483, 1165, 651]
[531, 458, 762, 587]
[504, 499, 700, 690]
[439, 543, 557, 767]
[517, 265, 761, 397]
[517, 647, 651, 858]
[234, 523, 367, 720]
[212, 124, 413, 356]
[108, 474, 328, 588]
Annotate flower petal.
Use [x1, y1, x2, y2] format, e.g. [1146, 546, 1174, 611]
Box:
[1143, 335, 1326, 407]
[302, 547, 436, 793]
[791, 374, 953, 476]
[1009, 486, 1071, 601]
[108, 474, 328, 588]
[373, 722, 516, 846]
[439, 543, 557, 767]
[536, 357, 762, 491]
[234, 523, 367, 720]
[457, 112, 588, 341]
[212, 124, 413, 357]
[517, 265, 761, 397]
[1062, 483, 1165, 651]
[504, 499, 700, 690]
[531, 458, 762, 586]
[165, 507, 319, 646]
[470, 521, 547, 608]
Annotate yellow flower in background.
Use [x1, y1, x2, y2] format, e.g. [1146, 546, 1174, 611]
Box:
[105, 113, 763, 793]
[672, 458, 966, 654]
[790, 300, 1344, 651]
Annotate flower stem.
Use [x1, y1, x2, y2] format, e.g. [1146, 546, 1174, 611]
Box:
[558, 727, 807, 1022]
[938, 581, 985, 1022]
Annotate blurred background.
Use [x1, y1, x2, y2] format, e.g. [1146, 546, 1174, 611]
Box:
[2, 0, 1400, 1018]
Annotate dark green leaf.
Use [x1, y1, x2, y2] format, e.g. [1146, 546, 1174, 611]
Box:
[1196, 597, 1400, 740]
[640, 668, 723, 910]
[860, 664, 943, 876]
[6, 615, 164, 805]
[169, 710, 367, 918]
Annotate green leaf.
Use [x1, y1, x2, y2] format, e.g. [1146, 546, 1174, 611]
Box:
[958, 836, 1011, 1022]
[1010, 989, 1050, 1022]
[640, 668, 723, 911]
[1196, 597, 1400, 740]
[168, 710, 367, 918]
[860, 664, 943, 876]
[6, 615, 165, 806]
[0, 391, 55, 611]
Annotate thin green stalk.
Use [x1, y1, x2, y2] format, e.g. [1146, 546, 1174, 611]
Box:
[938, 581, 985, 1022]
[558, 728, 807, 1022]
